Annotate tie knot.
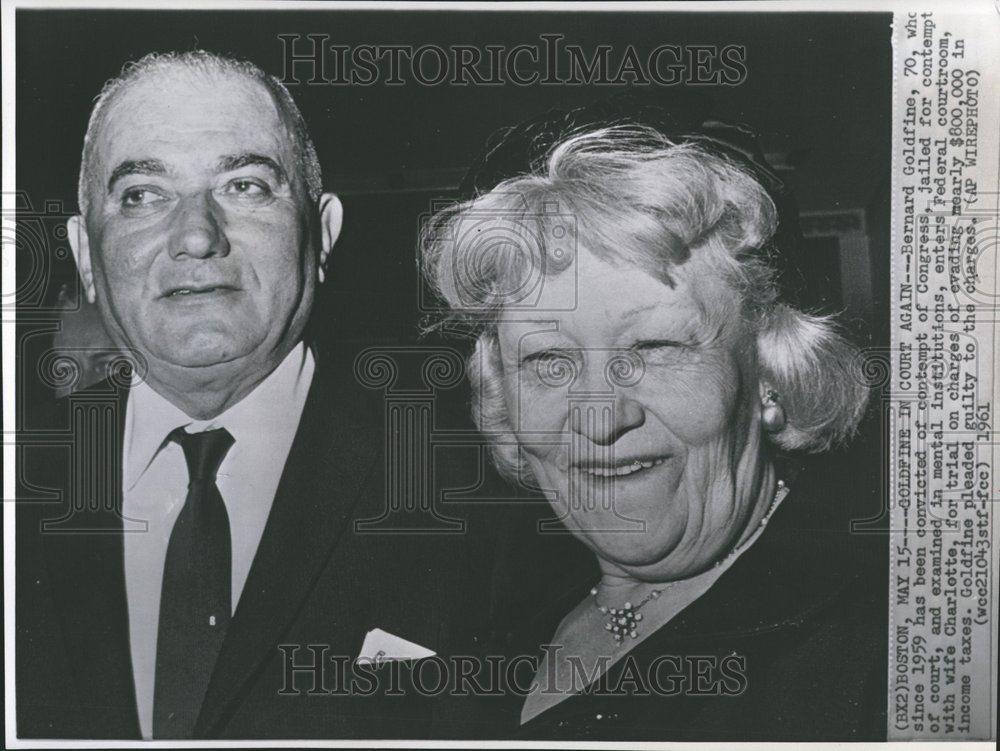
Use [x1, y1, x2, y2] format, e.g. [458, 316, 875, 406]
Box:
[169, 427, 234, 482]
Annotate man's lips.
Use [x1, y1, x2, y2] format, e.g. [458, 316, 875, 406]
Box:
[160, 284, 240, 298]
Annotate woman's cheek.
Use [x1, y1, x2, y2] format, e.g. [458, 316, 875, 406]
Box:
[522, 389, 580, 478]
[641, 356, 740, 445]
[505, 373, 569, 433]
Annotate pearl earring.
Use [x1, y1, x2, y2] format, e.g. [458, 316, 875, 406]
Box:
[761, 389, 786, 433]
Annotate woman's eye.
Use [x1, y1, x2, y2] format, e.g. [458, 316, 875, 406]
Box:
[527, 350, 579, 388]
[525, 350, 575, 367]
[632, 340, 684, 353]
[631, 340, 689, 364]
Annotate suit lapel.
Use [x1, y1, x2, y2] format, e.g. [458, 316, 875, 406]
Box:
[195, 358, 380, 735]
[41, 378, 141, 738]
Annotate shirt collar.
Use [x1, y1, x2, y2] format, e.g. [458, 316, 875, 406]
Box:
[123, 343, 315, 490]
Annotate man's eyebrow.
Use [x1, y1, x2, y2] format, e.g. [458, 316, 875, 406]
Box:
[107, 159, 168, 192]
[216, 153, 288, 184]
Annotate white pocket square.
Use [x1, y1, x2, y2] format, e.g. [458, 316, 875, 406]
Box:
[357, 628, 436, 664]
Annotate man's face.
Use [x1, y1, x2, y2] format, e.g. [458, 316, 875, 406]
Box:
[79, 69, 317, 372]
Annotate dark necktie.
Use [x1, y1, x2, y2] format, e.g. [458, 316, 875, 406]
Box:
[153, 427, 235, 738]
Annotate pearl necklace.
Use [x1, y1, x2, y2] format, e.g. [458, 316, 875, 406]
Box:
[591, 479, 788, 644]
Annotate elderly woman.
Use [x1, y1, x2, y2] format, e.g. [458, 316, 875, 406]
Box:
[421, 106, 884, 740]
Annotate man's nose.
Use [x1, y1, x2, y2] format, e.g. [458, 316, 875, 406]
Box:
[569, 395, 645, 446]
[168, 192, 230, 260]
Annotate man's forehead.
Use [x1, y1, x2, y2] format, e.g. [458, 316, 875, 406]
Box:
[95, 69, 292, 168]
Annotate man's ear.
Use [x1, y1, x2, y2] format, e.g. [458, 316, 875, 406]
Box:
[317, 192, 343, 284]
[66, 215, 96, 304]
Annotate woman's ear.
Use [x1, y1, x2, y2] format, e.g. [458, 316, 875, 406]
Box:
[758, 379, 787, 434]
[757, 380, 775, 403]
[66, 215, 96, 304]
[317, 193, 343, 284]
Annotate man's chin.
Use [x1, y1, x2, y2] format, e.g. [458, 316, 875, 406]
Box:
[147, 339, 256, 370]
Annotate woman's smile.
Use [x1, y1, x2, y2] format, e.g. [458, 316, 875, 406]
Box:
[571, 454, 671, 480]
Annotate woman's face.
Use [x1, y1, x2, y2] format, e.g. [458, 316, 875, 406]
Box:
[495, 246, 769, 580]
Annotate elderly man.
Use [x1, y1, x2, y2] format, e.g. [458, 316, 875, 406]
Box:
[16, 51, 503, 740]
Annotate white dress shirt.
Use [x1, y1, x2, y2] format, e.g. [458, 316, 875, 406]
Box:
[122, 343, 315, 740]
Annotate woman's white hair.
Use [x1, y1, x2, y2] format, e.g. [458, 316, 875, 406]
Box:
[421, 125, 869, 479]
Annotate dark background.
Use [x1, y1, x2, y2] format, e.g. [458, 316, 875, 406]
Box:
[13, 8, 893, 726]
[16, 8, 891, 341]
[14, 7, 893, 521]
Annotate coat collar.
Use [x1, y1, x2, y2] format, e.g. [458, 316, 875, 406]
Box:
[507, 469, 882, 732]
[513, 468, 879, 658]
[193, 350, 380, 735]
[644, 478, 875, 643]
[122, 343, 314, 492]
[40, 347, 381, 738]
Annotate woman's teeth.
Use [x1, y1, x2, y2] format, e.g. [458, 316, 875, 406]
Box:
[582, 458, 665, 477]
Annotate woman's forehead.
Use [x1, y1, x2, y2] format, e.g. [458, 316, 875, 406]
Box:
[515, 246, 735, 330]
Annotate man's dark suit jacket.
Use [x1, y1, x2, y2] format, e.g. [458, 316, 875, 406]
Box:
[15, 344, 510, 739]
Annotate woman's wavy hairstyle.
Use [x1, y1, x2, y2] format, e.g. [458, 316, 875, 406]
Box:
[421, 124, 869, 480]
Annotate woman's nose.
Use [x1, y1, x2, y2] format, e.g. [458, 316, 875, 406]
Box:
[169, 193, 230, 259]
[569, 396, 645, 446]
